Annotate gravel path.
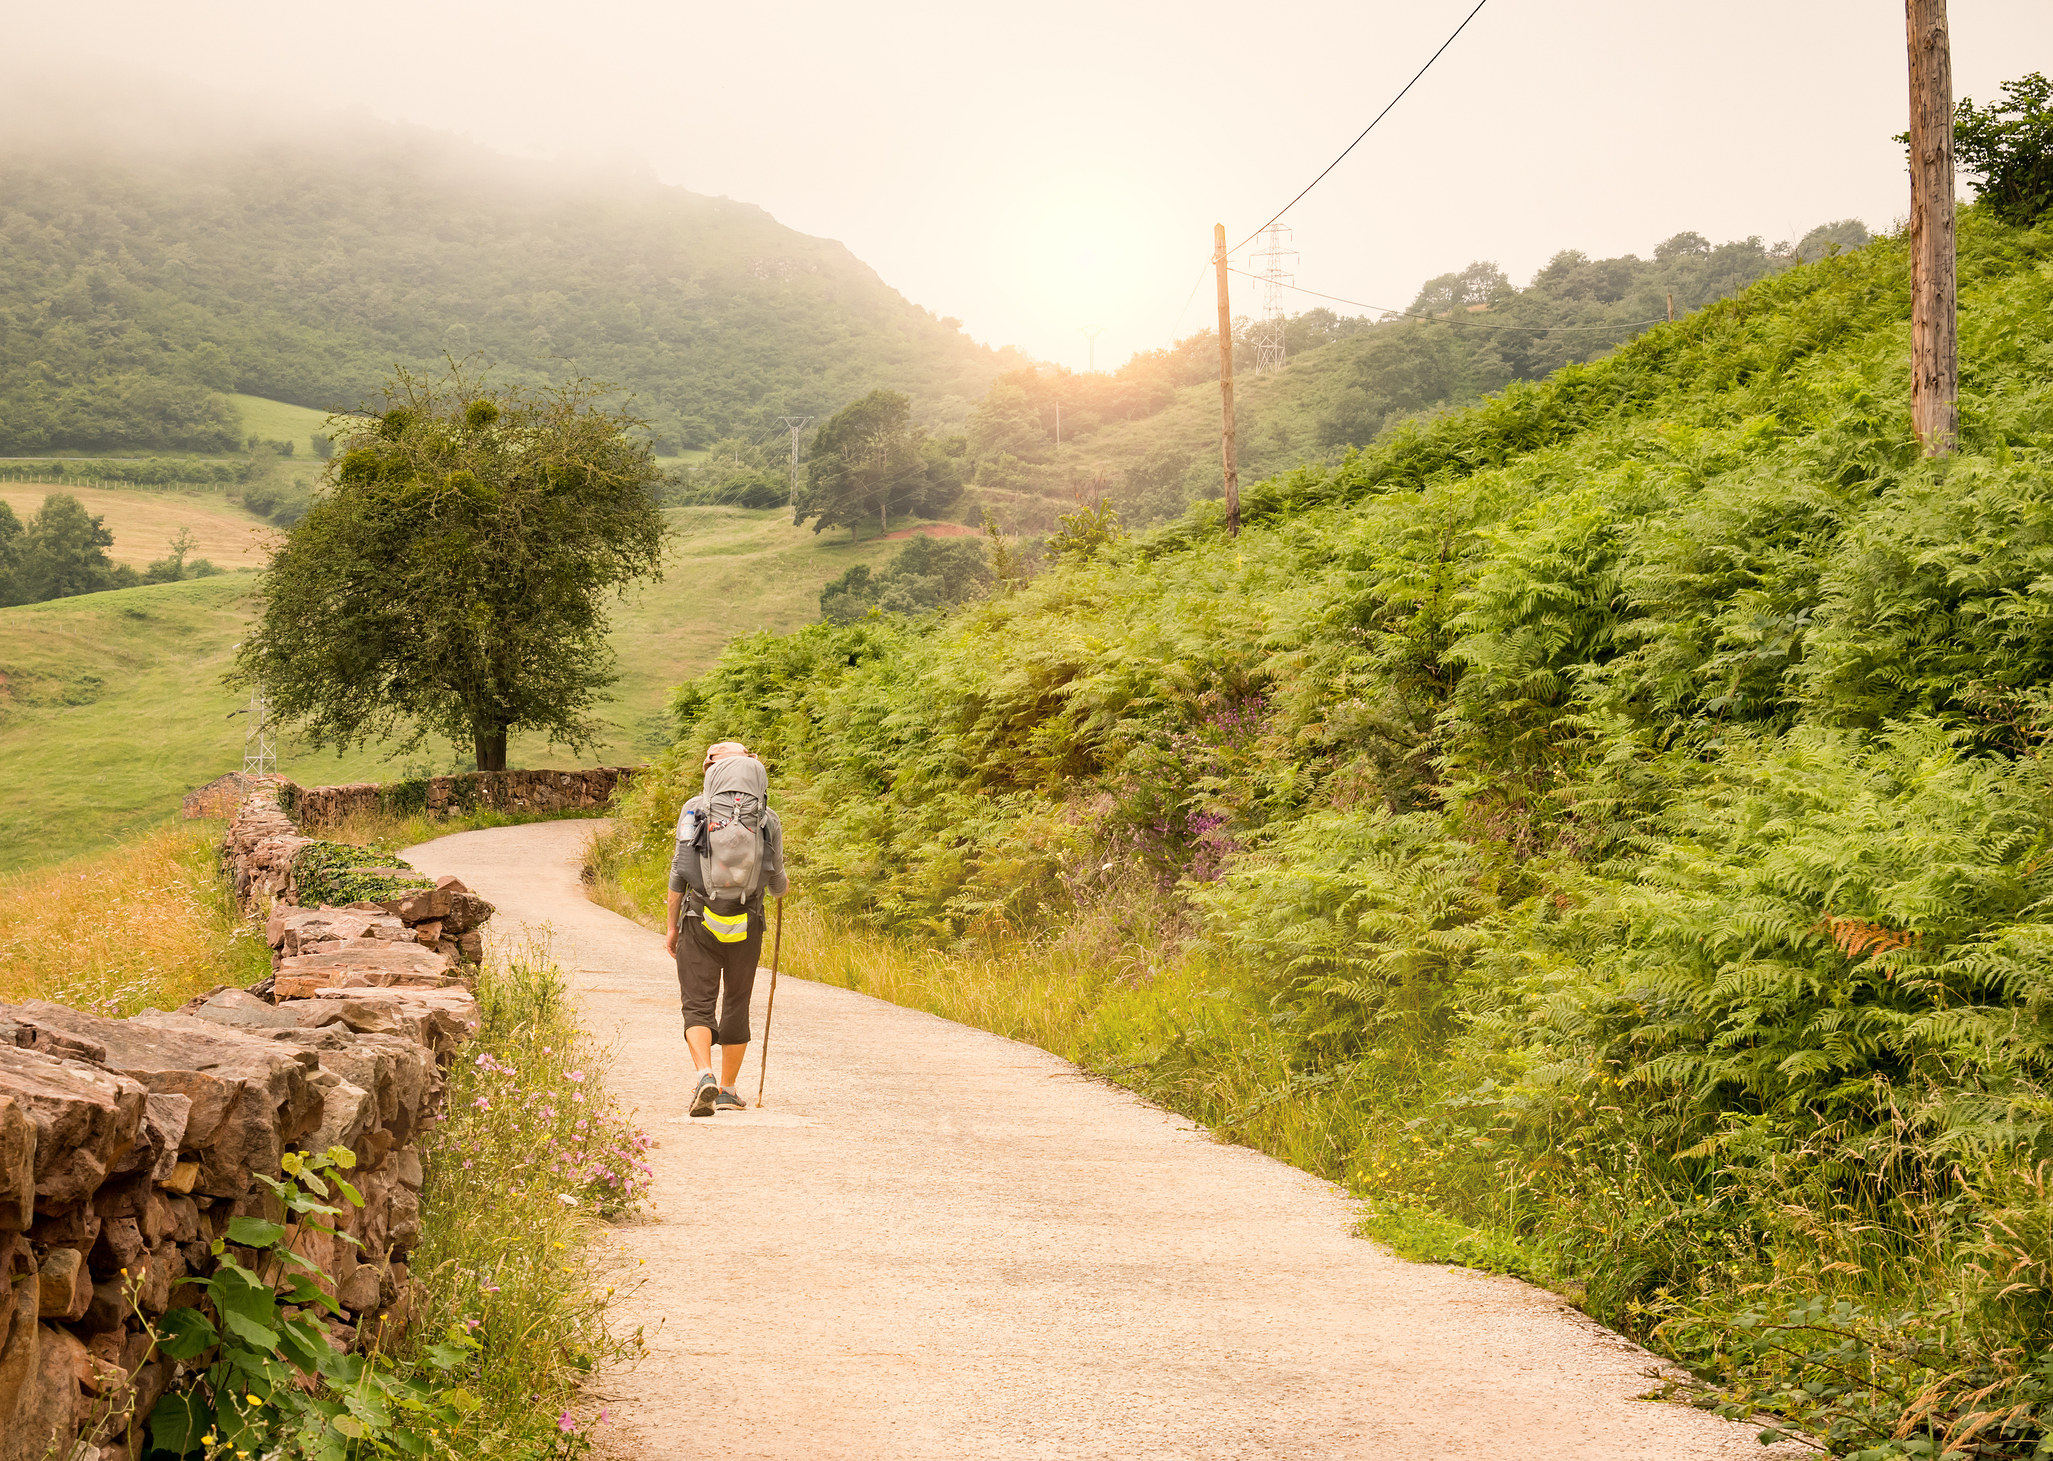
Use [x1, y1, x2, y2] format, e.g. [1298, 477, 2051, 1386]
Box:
[405, 819, 1784, 1459]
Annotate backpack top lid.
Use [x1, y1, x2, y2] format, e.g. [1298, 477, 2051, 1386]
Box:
[702, 753, 767, 806]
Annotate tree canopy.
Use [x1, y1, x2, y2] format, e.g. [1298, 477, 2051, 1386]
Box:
[1956, 71, 2053, 225]
[818, 535, 992, 622]
[796, 390, 963, 535]
[233, 365, 666, 770]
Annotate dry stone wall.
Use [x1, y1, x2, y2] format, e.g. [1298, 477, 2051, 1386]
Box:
[224, 793, 496, 969]
[0, 794, 496, 1460]
[186, 766, 635, 831]
[285, 766, 633, 830]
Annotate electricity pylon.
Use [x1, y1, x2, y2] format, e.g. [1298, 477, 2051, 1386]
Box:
[777, 416, 812, 508]
[234, 687, 276, 775]
[1078, 326, 1104, 372]
[1247, 224, 1297, 375]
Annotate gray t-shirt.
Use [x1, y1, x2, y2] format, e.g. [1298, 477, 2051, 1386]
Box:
[668, 792, 789, 910]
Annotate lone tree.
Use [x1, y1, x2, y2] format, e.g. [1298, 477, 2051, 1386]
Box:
[234, 364, 666, 771]
[795, 389, 962, 536]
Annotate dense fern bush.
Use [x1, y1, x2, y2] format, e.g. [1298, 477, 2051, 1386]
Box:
[608, 207, 2053, 1454]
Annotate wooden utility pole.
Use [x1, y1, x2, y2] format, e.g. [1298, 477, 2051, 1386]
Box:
[1906, 0, 1958, 455]
[1214, 223, 1240, 536]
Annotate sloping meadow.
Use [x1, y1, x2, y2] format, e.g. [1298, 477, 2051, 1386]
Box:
[602, 210, 2053, 1453]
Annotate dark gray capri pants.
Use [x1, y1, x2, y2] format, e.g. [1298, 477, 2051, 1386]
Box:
[676, 915, 763, 1046]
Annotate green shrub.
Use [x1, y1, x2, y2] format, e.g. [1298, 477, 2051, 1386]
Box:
[378, 779, 430, 816]
[1957, 72, 2053, 226]
[146, 1148, 482, 1459]
[290, 841, 430, 907]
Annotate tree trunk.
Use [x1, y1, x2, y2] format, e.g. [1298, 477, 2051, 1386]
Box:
[1213, 223, 1240, 536]
[473, 726, 508, 772]
[881, 498, 887, 534]
[1906, 0, 1958, 455]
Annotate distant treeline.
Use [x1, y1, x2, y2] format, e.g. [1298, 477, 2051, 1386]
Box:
[0, 492, 221, 606]
[939, 221, 1873, 530]
[673, 220, 1876, 540]
[0, 458, 258, 488]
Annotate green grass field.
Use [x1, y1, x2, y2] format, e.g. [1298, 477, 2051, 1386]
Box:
[0, 505, 914, 871]
[228, 394, 342, 457]
[0, 485, 276, 570]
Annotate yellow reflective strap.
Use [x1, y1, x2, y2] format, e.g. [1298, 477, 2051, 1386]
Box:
[703, 906, 749, 944]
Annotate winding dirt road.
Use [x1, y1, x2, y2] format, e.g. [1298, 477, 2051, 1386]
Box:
[406, 819, 1784, 1459]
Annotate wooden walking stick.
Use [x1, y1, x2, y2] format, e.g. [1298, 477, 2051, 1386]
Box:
[755, 895, 784, 1108]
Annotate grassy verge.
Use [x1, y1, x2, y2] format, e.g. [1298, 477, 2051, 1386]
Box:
[409, 944, 652, 1455]
[0, 819, 270, 1011]
[598, 878, 1554, 1284]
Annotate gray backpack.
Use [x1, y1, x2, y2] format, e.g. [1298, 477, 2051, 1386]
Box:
[694, 756, 768, 905]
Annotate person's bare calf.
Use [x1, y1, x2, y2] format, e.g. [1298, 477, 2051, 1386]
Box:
[684, 1024, 747, 1092]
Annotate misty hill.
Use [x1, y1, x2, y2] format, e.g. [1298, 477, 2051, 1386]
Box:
[0, 100, 1019, 455]
[914, 220, 1868, 535]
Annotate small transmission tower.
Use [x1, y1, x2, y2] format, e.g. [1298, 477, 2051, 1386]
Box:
[238, 687, 276, 776]
[777, 416, 812, 509]
[1247, 223, 1297, 375]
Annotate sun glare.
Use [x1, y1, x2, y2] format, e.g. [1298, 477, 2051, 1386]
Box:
[999, 182, 1184, 370]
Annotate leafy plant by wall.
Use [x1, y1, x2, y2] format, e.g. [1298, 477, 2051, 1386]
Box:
[290, 842, 430, 908]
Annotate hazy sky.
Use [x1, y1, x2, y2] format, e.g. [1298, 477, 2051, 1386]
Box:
[14, 1, 2053, 373]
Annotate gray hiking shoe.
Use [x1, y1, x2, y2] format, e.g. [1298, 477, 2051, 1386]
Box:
[715, 1087, 746, 1112]
[689, 1072, 719, 1118]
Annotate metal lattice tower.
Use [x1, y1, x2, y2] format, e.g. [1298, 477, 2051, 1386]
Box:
[777, 416, 812, 508]
[240, 688, 276, 776]
[1247, 223, 1297, 375]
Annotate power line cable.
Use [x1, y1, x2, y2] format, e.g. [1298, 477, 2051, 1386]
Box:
[1168, 255, 1215, 341]
[1230, 0, 1492, 254]
[1165, 2, 1490, 356]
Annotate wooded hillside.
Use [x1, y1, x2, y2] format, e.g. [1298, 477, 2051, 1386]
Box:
[0, 110, 1018, 454]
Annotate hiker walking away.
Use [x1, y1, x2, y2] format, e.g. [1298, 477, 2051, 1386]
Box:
[665, 740, 788, 1117]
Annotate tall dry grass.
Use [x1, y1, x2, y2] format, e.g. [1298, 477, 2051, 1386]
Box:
[777, 901, 1113, 1055]
[0, 819, 270, 1012]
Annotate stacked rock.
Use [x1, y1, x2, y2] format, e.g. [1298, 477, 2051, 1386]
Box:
[0, 981, 477, 1461]
[0, 792, 499, 1458]
[279, 766, 635, 829]
[220, 795, 309, 909]
[264, 878, 494, 978]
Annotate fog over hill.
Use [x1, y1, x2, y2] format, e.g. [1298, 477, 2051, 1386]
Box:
[0, 84, 1022, 454]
